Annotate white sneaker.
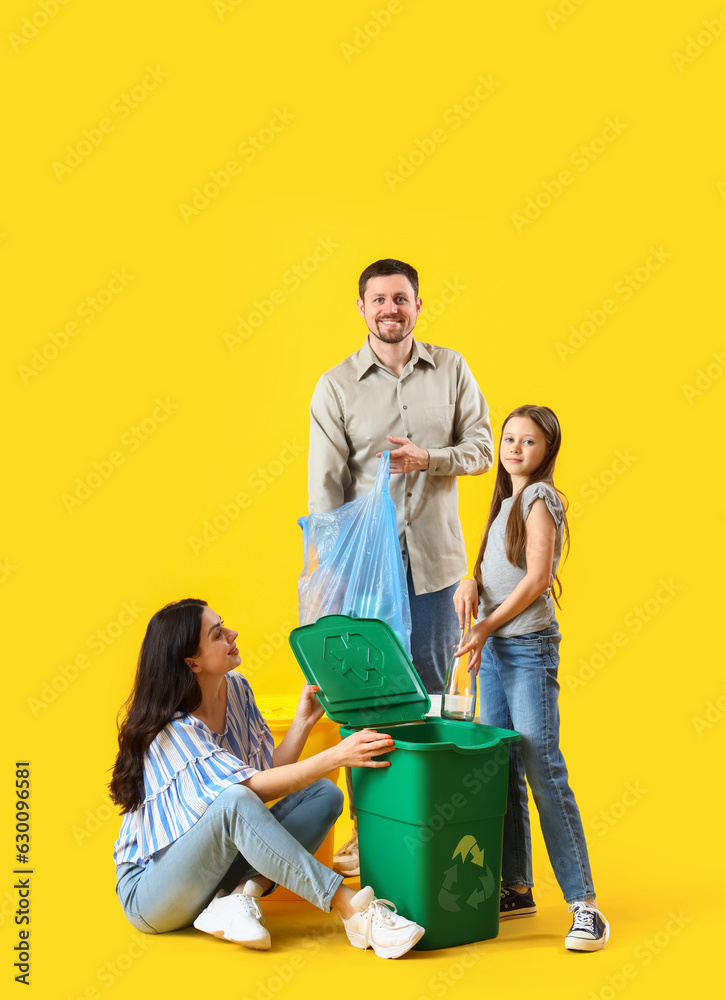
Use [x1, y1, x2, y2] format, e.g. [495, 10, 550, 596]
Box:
[333, 831, 360, 877]
[342, 885, 425, 959]
[565, 901, 610, 952]
[193, 881, 271, 950]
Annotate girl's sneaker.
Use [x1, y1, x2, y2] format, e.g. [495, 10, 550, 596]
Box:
[500, 886, 537, 919]
[342, 886, 424, 958]
[565, 902, 610, 952]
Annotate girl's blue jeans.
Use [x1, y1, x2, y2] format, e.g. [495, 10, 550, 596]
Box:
[115, 778, 344, 933]
[479, 623, 595, 903]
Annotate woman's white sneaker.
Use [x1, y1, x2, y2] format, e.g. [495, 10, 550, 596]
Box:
[193, 881, 271, 950]
[342, 886, 424, 959]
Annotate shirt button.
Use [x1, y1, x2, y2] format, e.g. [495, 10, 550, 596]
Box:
[406, 521, 411, 527]
[407, 492, 412, 497]
[402, 404, 408, 410]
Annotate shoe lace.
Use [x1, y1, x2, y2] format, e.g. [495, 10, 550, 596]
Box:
[568, 902, 610, 943]
[361, 898, 399, 951]
[232, 893, 262, 919]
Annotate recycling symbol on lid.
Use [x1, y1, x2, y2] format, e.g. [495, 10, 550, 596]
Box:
[437, 835, 496, 912]
[323, 633, 384, 687]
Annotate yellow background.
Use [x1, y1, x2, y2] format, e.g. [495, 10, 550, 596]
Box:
[3, 0, 723, 997]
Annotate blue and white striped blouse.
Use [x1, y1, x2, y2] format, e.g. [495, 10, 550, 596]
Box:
[113, 671, 274, 868]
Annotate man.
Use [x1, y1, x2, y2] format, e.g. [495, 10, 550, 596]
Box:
[307, 258, 493, 873]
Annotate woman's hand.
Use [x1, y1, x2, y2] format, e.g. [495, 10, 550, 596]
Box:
[455, 620, 491, 675]
[336, 729, 396, 768]
[453, 578, 479, 630]
[293, 683, 325, 729]
[248, 726, 396, 802]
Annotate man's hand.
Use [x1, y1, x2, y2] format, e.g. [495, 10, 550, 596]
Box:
[377, 435, 430, 473]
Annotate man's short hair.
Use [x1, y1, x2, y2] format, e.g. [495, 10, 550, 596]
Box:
[358, 259, 419, 299]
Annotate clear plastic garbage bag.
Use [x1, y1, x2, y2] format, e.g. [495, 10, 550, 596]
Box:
[297, 451, 412, 654]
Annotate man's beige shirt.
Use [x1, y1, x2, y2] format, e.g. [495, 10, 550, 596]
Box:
[308, 337, 493, 594]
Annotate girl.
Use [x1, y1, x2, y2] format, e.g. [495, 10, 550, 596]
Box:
[110, 598, 424, 958]
[453, 405, 609, 952]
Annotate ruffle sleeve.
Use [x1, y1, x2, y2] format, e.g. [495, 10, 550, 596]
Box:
[115, 720, 258, 867]
[521, 482, 563, 528]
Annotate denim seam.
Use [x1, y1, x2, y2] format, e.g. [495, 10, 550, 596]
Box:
[509, 744, 528, 885]
[321, 872, 345, 910]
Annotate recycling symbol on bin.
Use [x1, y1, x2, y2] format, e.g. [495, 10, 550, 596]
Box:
[437, 835, 496, 912]
[323, 633, 384, 687]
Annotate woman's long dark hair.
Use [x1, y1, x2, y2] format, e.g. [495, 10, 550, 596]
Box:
[473, 406, 569, 606]
[109, 599, 207, 814]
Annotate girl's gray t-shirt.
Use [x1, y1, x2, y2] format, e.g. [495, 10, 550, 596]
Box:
[479, 482, 564, 637]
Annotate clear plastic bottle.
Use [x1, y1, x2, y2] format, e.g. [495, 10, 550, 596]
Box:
[441, 627, 477, 722]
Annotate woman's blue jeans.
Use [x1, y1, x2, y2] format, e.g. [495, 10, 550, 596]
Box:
[116, 778, 344, 933]
[478, 624, 595, 903]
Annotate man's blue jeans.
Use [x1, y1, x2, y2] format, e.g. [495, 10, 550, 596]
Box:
[406, 563, 459, 693]
[478, 624, 595, 903]
[116, 779, 344, 933]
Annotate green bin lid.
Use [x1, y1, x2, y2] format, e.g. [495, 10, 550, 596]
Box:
[288, 615, 430, 727]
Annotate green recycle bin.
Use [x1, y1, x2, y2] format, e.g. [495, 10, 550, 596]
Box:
[289, 614, 520, 950]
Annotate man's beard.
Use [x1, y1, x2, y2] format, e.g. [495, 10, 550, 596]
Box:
[370, 319, 411, 343]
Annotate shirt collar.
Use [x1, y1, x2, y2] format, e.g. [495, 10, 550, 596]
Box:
[356, 336, 435, 380]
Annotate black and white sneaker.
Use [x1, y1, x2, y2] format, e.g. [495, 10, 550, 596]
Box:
[500, 886, 537, 919]
[565, 902, 610, 952]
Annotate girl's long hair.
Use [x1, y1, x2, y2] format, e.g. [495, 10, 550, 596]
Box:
[473, 406, 569, 605]
[109, 599, 207, 814]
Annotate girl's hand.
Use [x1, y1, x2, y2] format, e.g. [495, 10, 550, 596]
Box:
[455, 621, 491, 675]
[336, 729, 396, 768]
[453, 579, 479, 630]
[294, 683, 325, 728]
